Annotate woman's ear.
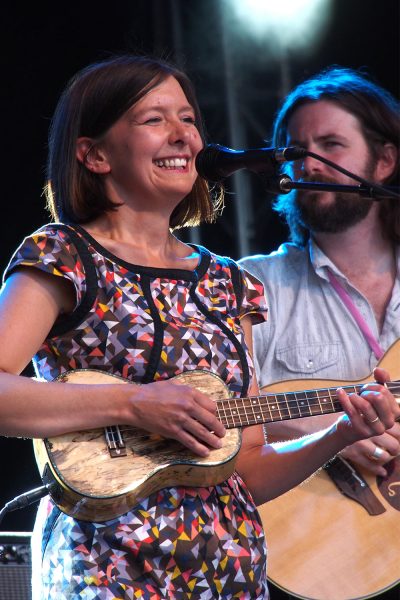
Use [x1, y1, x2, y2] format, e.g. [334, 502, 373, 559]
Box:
[76, 137, 111, 174]
[375, 142, 398, 183]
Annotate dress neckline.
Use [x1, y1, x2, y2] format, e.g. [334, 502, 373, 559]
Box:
[71, 223, 211, 281]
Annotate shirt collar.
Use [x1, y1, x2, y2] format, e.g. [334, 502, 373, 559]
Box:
[308, 237, 400, 284]
[308, 237, 341, 282]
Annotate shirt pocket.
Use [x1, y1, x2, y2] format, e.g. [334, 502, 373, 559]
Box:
[276, 342, 340, 377]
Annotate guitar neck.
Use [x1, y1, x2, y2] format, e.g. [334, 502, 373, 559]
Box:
[218, 380, 400, 429]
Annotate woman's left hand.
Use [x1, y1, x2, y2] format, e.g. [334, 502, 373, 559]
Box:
[336, 367, 400, 446]
[339, 422, 400, 476]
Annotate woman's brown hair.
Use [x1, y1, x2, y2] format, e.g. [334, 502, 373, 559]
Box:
[45, 54, 223, 228]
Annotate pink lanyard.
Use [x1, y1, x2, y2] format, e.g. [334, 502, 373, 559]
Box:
[327, 270, 385, 360]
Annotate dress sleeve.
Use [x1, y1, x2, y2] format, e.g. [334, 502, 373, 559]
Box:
[2, 225, 88, 310]
[237, 265, 268, 324]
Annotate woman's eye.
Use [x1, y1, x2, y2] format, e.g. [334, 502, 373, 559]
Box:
[182, 116, 196, 124]
[144, 116, 162, 124]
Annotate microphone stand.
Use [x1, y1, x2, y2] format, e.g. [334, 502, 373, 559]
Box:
[263, 174, 400, 200]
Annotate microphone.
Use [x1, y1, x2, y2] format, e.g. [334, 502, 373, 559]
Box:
[195, 144, 307, 182]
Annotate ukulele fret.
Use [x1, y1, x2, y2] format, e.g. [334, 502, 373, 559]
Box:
[267, 394, 289, 421]
[233, 397, 243, 426]
[247, 397, 265, 426]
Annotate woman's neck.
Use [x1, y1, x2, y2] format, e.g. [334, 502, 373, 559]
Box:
[82, 209, 199, 270]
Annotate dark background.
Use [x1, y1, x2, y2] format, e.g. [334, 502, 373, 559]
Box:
[0, 1, 399, 599]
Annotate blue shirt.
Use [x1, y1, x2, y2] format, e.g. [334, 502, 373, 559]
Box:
[239, 239, 400, 389]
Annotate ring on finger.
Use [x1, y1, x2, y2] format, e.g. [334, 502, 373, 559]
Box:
[366, 415, 380, 424]
[370, 445, 385, 460]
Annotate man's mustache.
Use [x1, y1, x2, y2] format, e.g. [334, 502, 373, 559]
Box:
[299, 175, 338, 185]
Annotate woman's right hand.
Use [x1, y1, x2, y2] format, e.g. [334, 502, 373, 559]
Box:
[125, 380, 226, 457]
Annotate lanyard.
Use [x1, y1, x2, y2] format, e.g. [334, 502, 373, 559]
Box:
[327, 270, 385, 360]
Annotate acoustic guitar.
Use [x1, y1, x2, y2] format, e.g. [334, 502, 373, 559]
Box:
[33, 339, 400, 525]
[258, 339, 400, 600]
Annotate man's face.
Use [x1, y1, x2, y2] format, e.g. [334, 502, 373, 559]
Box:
[286, 100, 377, 234]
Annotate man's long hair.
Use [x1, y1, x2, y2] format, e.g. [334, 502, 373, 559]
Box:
[272, 66, 400, 246]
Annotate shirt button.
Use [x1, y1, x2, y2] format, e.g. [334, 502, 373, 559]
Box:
[307, 360, 313, 368]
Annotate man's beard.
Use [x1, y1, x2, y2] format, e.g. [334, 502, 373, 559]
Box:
[295, 174, 374, 234]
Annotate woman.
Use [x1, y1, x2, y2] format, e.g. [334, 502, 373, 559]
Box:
[0, 55, 398, 599]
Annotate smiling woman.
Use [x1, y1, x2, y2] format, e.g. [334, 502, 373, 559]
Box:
[44, 56, 220, 231]
[75, 76, 204, 230]
[0, 54, 399, 600]
[0, 53, 271, 599]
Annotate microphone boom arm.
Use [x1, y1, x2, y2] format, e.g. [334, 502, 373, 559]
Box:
[267, 175, 400, 201]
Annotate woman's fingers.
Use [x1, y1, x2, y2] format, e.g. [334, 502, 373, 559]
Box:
[340, 427, 400, 476]
[130, 381, 225, 456]
[336, 379, 398, 444]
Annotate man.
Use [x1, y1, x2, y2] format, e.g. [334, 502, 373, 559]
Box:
[239, 66, 400, 476]
[240, 67, 400, 476]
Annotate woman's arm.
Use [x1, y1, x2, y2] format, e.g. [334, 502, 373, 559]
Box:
[0, 270, 225, 454]
[266, 417, 400, 478]
[0, 269, 126, 436]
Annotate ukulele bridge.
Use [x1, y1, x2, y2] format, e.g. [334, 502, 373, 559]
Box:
[105, 425, 127, 457]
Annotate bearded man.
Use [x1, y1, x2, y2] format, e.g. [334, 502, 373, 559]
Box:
[239, 66, 400, 476]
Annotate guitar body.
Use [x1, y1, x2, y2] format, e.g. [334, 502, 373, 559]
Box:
[258, 339, 400, 600]
[258, 465, 400, 600]
[33, 370, 241, 522]
[259, 470, 400, 600]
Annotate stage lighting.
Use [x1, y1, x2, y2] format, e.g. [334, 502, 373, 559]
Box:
[224, 0, 332, 51]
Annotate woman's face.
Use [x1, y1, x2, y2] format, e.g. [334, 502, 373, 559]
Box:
[99, 75, 203, 207]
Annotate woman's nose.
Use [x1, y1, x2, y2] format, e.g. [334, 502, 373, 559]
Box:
[169, 120, 191, 144]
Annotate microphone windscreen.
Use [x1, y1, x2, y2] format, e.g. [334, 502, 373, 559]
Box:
[195, 145, 229, 182]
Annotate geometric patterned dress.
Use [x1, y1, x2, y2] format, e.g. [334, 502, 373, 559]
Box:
[4, 223, 269, 599]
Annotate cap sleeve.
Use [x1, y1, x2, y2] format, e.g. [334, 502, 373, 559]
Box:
[238, 265, 268, 324]
[3, 225, 89, 309]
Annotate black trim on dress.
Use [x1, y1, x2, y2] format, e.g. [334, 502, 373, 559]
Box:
[140, 273, 166, 384]
[43, 224, 99, 338]
[187, 248, 250, 397]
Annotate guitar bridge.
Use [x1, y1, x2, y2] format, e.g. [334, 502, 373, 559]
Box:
[105, 426, 127, 457]
[325, 456, 386, 515]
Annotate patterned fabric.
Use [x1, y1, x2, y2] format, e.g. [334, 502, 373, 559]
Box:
[5, 224, 269, 600]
